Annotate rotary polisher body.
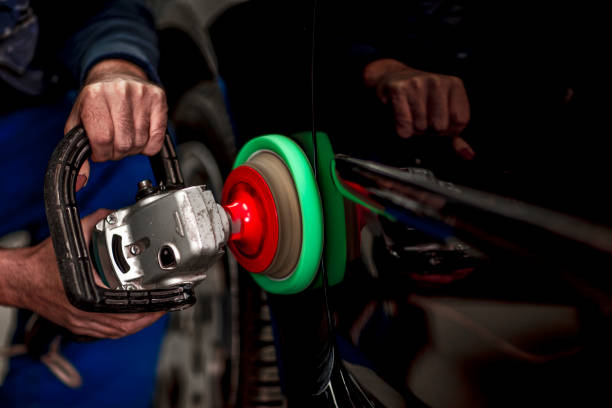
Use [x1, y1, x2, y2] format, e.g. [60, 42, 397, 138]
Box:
[47, 129, 326, 313]
[95, 135, 324, 297]
[93, 140, 320, 296]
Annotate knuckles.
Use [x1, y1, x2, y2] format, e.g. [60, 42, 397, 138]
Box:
[426, 74, 443, 90]
[133, 129, 149, 147]
[432, 118, 450, 132]
[81, 83, 103, 98]
[76, 78, 168, 158]
[453, 114, 470, 127]
[389, 73, 466, 95]
[413, 120, 428, 133]
[148, 86, 166, 102]
[114, 140, 133, 154]
[91, 130, 114, 146]
[448, 75, 466, 89]
[82, 79, 166, 105]
[112, 79, 130, 96]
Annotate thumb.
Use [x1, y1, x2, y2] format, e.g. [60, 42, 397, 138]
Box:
[81, 209, 112, 244]
[452, 137, 475, 160]
[76, 160, 90, 192]
[81, 209, 113, 288]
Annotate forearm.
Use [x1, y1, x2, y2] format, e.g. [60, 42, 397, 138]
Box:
[0, 246, 36, 308]
[1, 212, 165, 338]
[85, 59, 148, 84]
[60, 0, 160, 85]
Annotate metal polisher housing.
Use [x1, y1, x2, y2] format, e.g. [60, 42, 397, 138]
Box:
[93, 186, 230, 291]
[45, 125, 220, 312]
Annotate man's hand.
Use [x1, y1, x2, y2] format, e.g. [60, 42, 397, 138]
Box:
[0, 209, 164, 339]
[65, 59, 168, 186]
[364, 58, 474, 159]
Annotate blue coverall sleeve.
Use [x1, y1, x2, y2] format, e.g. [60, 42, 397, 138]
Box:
[60, 0, 161, 85]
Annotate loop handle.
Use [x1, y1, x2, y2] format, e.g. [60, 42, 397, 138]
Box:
[44, 126, 194, 312]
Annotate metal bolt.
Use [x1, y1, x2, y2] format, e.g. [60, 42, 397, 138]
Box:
[136, 179, 156, 201]
[106, 214, 117, 224]
[129, 245, 141, 256]
[138, 179, 153, 190]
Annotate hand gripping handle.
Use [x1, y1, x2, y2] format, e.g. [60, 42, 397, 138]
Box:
[44, 126, 195, 312]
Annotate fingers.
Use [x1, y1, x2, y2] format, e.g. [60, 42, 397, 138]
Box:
[25, 229, 165, 341]
[452, 137, 475, 160]
[73, 83, 115, 162]
[385, 73, 468, 137]
[427, 76, 450, 134]
[448, 77, 471, 136]
[109, 82, 136, 159]
[78, 208, 165, 338]
[381, 70, 474, 159]
[405, 81, 428, 135]
[133, 90, 151, 156]
[388, 79, 427, 138]
[390, 90, 415, 138]
[65, 76, 168, 163]
[107, 81, 167, 159]
[67, 311, 165, 339]
[80, 209, 112, 244]
[76, 160, 90, 192]
[95, 312, 165, 339]
[143, 87, 168, 156]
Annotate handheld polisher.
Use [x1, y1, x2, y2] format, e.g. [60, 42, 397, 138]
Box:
[45, 129, 323, 313]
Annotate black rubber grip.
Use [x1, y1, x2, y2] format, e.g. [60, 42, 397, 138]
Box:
[148, 129, 184, 190]
[44, 126, 195, 312]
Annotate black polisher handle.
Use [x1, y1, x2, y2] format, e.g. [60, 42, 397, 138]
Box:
[43, 125, 194, 312]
